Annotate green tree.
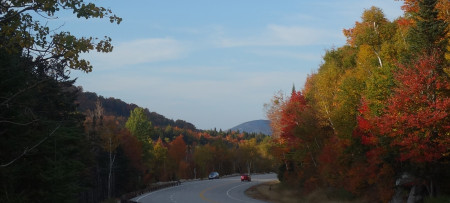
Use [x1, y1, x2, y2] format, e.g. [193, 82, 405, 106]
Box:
[151, 139, 168, 181]
[126, 107, 153, 142]
[407, 0, 448, 56]
[364, 64, 396, 116]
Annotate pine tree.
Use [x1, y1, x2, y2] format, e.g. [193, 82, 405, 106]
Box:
[0, 49, 90, 202]
[408, 0, 448, 56]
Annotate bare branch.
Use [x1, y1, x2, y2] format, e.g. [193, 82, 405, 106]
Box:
[0, 79, 48, 106]
[0, 119, 38, 126]
[0, 124, 60, 168]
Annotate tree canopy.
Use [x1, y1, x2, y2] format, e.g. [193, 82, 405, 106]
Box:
[0, 0, 122, 72]
[267, 0, 450, 201]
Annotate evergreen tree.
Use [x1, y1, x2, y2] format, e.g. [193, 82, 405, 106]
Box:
[0, 49, 90, 202]
[408, 0, 448, 56]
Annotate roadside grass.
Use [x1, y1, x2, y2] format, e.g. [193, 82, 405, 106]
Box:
[245, 181, 367, 203]
[100, 198, 119, 203]
[425, 196, 450, 203]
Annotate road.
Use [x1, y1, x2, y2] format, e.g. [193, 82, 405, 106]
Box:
[131, 173, 277, 203]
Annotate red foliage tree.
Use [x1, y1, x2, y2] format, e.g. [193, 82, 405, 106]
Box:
[346, 99, 396, 201]
[279, 90, 308, 146]
[120, 133, 144, 173]
[350, 52, 449, 200]
[375, 53, 449, 163]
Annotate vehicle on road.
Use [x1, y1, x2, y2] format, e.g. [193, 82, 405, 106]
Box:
[131, 173, 278, 202]
[208, 171, 220, 179]
[240, 174, 251, 182]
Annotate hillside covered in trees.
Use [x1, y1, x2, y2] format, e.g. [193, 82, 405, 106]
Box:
[77, 91, 197, 130]
[266, 0, 449, 202]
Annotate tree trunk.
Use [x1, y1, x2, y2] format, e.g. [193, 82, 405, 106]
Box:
[107, 137, 116, 199]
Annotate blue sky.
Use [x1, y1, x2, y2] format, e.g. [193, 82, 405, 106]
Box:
[68, 0, 404, 130]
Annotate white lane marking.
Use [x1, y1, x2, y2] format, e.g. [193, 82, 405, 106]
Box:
[226, 181, 254, 203]
[135, 181, 202, 202]
[135, 184, 182, 202]
[169, 192, 177, 203]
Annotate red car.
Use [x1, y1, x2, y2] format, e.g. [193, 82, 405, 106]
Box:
[241, 174, 251, 182]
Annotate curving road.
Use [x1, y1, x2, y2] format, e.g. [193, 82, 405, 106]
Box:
[132, 173, 277, 203]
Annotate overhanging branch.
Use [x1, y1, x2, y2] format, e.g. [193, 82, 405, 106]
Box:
[0, 124, 60, 168]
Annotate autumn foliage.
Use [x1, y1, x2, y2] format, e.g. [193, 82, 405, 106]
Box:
[77, 100, 275, 201]
[266, 0, 450, 201]
[376, 53, 449, 163]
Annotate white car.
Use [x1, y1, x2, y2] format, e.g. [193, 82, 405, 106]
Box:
[208, 172, 219, 179]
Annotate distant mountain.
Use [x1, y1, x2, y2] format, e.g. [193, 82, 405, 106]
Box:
[229, 120, 272, 135]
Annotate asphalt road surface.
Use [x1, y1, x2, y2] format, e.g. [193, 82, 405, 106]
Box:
[132, 173, 277, 203]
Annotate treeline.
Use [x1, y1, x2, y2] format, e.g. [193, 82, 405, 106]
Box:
[266, 0, 449, 202]
[77, 91, 196, 130]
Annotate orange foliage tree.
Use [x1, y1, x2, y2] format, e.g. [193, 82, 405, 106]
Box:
[168, 135, 188, 179]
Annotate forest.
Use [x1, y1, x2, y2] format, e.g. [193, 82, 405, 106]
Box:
[1, 0, 449, 202]
[265, 0, 449, 202]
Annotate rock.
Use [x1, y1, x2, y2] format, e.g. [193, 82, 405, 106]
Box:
[392, 172, 429, 203]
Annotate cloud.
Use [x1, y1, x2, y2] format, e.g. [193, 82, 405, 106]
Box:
[216, 24, 341, 47]
[84, 38, 185, 69]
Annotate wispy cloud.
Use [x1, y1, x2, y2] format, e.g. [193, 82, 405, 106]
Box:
[84, 38, 186, 69]
[216, 24, 341, 47]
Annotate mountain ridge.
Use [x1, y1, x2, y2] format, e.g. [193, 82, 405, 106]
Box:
[77, 91, 197, 131]
[229, 120, 272, 135]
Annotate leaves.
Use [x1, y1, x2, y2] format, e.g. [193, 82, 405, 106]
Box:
[125, 107, 153, 142]
[375, 53, 449, 163]
[267, 2, 450, 200]
[0, 0, 122, 73]
[0, 49, 90, 202]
